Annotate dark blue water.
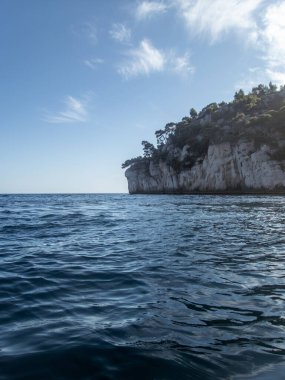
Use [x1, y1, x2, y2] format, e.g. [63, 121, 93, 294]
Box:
[1, 194, 285, 380]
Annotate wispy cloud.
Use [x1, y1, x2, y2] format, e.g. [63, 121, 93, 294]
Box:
[118, 39, 194, 79]
[118, 39, 165, 78]
[171, 0, 285, 87]
[233, 1, 285, 88]
[44, 96, 88, 124]
[84, 58, 104, 70]
[259, 1, 285, 85]
[169, 51, 195, 76]
[174, 0, 263, 42]
[110, 23, 131, 43]
[136, 1, 168, 19]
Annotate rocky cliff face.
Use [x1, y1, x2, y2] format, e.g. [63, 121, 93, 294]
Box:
[125, 141, 285, 194]
[123, 85, 285, 194]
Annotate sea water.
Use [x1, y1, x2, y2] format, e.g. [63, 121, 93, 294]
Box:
[0, 194, 285, 380]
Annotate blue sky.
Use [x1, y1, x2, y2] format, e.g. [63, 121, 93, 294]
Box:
[1, 0, 285, 193]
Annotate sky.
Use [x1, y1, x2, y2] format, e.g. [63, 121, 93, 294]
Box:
[1, 0, 285, 193]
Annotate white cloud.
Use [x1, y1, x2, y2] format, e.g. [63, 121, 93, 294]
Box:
[44, 96, 88, 124]
[110, 23, 131, 43]
[260, 1, 285, 85]
[174, 0, 263, 42]
[84, 58, 104, 70]
[234, 1, 285, 89]
[118, 39, 194, 79]
[170, 0, 285, 88]
[169, 52, 195, 76]
[118, 39, 165, 78]
[136, 1, 168, 19]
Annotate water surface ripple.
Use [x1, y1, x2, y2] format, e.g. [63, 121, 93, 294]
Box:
[1, 194, 285, 379]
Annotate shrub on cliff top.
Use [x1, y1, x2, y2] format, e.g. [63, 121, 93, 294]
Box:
[122, 82, 285, 171]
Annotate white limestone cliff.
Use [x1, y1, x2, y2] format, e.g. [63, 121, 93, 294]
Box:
[125, 141, 285, 194]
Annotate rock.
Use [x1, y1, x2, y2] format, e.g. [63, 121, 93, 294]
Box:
[125, 141, 285, 194]
[123, 84, 285, 194]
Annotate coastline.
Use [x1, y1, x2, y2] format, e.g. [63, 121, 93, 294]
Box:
[128, 190, 285, 195]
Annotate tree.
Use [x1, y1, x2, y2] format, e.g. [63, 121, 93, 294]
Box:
[155, 129, 166, 145]
[190, 107, 198, 119]
[252, 84, 269, 96]
[201, 102, 219, 114]
[141, 140, 155, 158]
[164, 122, 176, 135]
[269, 81, 277, 92]
[155, 123, 176, 146]
[121, 156, 143, 169]
[234, 89, 245, 101]
[244, 93, 259, 111]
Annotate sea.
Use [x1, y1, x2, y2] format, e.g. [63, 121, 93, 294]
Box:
[1, 194, 285, 380]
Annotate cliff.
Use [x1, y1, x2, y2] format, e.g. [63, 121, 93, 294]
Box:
[123, 84, 285, 194]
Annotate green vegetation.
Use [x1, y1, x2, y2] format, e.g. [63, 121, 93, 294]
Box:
[122, 83, 285, 171]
